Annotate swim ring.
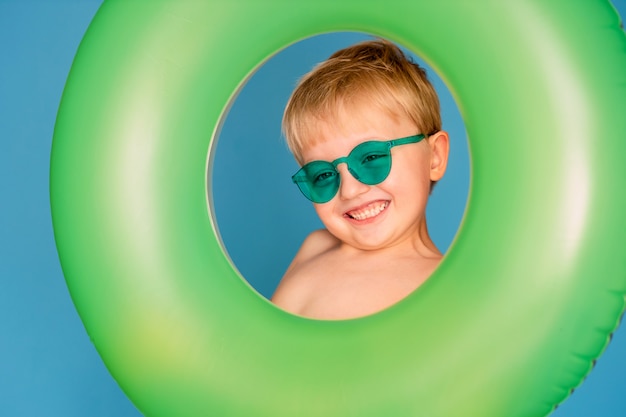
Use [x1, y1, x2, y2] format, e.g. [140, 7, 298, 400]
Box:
[51, 1, 626, 416]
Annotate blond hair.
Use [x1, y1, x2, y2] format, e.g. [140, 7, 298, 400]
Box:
[283, 39, 441, 165]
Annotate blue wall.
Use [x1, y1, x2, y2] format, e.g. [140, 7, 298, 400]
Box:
[1, 1, 624, 416]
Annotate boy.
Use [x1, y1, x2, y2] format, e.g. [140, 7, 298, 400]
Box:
[271, 39, 449, 320]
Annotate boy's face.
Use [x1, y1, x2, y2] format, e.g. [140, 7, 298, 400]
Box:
[299, 105, 449, 251]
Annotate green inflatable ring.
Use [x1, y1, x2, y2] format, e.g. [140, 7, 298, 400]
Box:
[51, 1, 626, 416]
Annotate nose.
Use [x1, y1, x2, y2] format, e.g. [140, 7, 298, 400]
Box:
[336, 163, 369, 200]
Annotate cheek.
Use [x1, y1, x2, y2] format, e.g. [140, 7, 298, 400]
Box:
[313, 203, 347, 237]
[387, 156, 432, 193]
[313, 203, 334, 222]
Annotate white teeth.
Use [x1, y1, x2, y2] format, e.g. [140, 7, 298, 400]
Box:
[348, 201, 389, 220]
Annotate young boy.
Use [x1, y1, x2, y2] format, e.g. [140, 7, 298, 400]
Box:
[271, 39, 449, 320]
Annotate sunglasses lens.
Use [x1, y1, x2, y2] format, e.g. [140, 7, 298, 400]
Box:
[293, 141, 391, 204]
[292, 141, 394, 203]
[348, 141, 392, 185]
[293, 161, 339, 203]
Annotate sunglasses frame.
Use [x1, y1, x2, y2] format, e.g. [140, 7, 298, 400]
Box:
[292, 133, 426, 203]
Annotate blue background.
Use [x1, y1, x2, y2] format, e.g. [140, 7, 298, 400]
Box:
[1, 1, 624, 416]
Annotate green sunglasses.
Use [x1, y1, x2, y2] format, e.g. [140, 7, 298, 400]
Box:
[291, 134, 426, 203]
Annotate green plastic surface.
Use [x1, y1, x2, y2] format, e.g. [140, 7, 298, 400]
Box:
[51, 1, 626, 416]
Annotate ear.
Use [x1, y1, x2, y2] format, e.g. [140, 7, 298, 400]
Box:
[428, 131, 450, 181]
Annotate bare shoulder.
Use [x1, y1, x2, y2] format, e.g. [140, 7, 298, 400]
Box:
[270, 229, 339, 311]
[289, 229, 340, 266]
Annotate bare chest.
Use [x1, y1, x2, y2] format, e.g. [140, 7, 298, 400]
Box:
[295, 252, 439, 319]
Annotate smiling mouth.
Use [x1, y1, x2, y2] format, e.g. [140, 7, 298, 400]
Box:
[345, 201, 389, 221]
